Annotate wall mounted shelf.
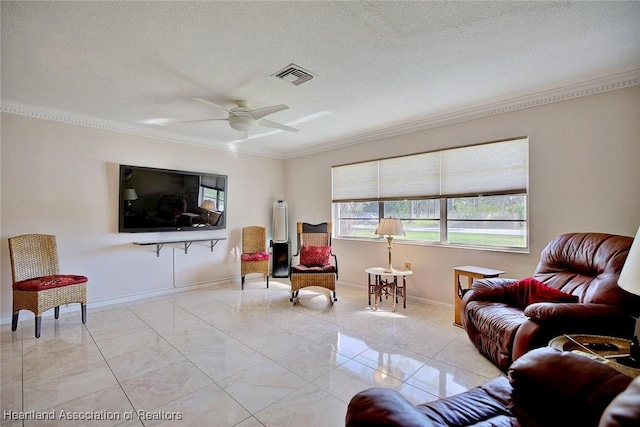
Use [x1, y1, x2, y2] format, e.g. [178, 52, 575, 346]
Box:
[134, 237, 226, 257]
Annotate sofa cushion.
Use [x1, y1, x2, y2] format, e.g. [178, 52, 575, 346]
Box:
[300, 244, 331, 267]
[504, 277, 578, 308]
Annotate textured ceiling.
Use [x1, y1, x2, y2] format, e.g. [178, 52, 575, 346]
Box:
[2, 1, 640, 158]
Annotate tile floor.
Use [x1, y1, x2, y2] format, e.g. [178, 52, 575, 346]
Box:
[1, 280, 502, 426]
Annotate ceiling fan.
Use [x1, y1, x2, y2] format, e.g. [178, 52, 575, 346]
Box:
[183, 97, 299, 134]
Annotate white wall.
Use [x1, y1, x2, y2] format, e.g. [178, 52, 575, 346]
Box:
[2, 87, 639, 321]
[284, 86, 640, 307]
[1, 114, 284, 321]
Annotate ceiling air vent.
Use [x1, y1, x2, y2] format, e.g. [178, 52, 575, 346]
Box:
[272, 64, 315, 86]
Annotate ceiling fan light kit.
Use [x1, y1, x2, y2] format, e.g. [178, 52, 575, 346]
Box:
[228, 115, 256, 132]
[185, 98, 299, 135]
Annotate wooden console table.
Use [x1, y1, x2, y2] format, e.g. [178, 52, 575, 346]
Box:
[134, 237, 226, 257]
[453, 265, 505, 327]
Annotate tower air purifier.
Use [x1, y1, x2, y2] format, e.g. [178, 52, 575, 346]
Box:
[272, 200, 288, 243]
[271, 200, 290, 278]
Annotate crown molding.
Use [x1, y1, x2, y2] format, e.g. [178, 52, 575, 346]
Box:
[282, 69, 640, 159]
[2, 69, 638, 160]
[0, 104, 283, 159]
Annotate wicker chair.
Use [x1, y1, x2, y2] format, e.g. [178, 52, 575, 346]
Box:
[240, 226, 270, 289]
[9, 234, 88, 338]
[289, 222, 338, 304]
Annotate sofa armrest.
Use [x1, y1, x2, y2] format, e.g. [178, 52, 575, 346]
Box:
[524, 302, 629, 321]
[347, 379, 514, 427]
[346, 387, 433, 427]
[508, 347, 632, 427]
[463, 278, 517, 303]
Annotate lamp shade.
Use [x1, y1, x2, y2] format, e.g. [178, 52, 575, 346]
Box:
[123, 188, 138, 201]
[375, 218, 405, 237]
[619, 226, 640, 297]
[201, 200, 216, 212]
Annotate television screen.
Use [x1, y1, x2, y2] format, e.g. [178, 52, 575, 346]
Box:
[118, 164, 227, 233]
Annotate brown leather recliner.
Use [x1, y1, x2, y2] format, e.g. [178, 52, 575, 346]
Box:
[461, 232, 639, 372]
[346, 347, 640, 427]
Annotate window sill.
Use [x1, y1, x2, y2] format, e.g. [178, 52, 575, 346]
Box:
[333, 236, 530, 254]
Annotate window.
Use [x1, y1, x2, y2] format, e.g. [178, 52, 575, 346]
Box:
[332, 137, 528, 250]
[383, 200, 440, 242]
[201, 187, 224, 211]
[200, 175, 226, 211]
[446, 194, 526, 247]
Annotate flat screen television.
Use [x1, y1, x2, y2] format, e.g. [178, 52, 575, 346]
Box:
[118, 164, 227, 233]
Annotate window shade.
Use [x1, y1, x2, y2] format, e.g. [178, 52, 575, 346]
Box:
[201, 176, 225, 190]
[332, 161, 378, 201]
[379, 152, 440, 199]
[332, 137, 528, 202]
[440, 138, 528, 196]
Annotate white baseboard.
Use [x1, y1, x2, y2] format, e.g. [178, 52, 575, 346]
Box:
[1, 276, 452, 325]
[0, 277, 236, 325]
[337, 280, 453, 310]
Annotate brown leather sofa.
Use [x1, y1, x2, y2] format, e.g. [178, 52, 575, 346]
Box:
[346, 347, 640, 427]
[460, 232, 639, 372]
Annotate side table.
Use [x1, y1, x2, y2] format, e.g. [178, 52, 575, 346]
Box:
[549, 334, 640, 378]
[453, 265, 505, 327]
[365, 267, 413, 312]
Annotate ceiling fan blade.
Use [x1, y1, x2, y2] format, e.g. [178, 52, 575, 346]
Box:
[193, 97, 231, 112]
[181, 118, 228, 123]
[249, 104, 289, 119]
[257, 118, 299, 133]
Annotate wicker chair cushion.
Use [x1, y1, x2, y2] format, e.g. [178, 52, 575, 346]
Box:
[300, 244, 331, 267]
[241, 252, 270, 261]
[14, 275, 88, 291]
[292, 264, 336, 273]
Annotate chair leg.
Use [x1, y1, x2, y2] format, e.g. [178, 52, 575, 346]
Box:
[266, 275, 269, 288]
[241, 276, 245, 290]
[81, 304, 87, 324]
[35, 316, 42, 338]
[11, 312, 19, 331]
[333, 291, 337, 301]
[54, 306, 60, 319]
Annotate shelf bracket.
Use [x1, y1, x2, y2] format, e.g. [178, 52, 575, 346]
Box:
[134, 237, 226, 257]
